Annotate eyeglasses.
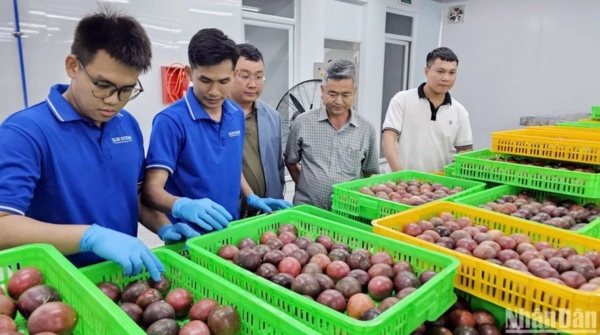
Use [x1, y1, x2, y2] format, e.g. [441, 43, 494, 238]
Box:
[78, 60, 144, 101]
[237, 73, 266, 84]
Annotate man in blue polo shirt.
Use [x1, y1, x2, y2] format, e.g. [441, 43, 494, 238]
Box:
[142, 29, 291, 232]
[0, 8, 196, 281]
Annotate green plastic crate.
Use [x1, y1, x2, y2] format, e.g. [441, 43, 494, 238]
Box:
[453, 149, 600, 198]
[153, 242, 188, 257]
[456, 291, 565, 334]
[150, 214, 278, 256]
[454, 185, 600, 238]
[230, 205, 372, 231]
[186, 210, 460, 335]
[331, 170, 486, 223]
[0, 244, 141, 335]
[445, 164, 503, 189]
[290, 204, 372, 232]
[152, 206, 371, 257]
[80, 249, 318, 335]
[557, 121, 600, 129]
[592, 106, 600, 120]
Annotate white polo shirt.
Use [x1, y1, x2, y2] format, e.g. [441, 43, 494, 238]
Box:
[382, 83, 473, 173]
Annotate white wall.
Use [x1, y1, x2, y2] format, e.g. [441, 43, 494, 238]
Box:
[441, 0, 600, 149]
[414, 0, 443, 85]
[324, 0, 362, 42]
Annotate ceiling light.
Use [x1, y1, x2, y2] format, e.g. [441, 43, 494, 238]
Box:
[0, 27, 39, 34]
[141, 24, 182, 33]
[241, 5, 260, 12]
[28, 11, 79, 21]
[215, 2, 239, 7]
[16, 23, 60, 31]
[188, 8, 233, 16]
[151, 41, 180, 49]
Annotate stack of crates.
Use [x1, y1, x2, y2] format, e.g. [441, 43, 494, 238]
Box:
[329, 170, 486, 223]
[554, 106, 600, 128]
[447, 125, 600, 237]
[371, 202, 600, 334]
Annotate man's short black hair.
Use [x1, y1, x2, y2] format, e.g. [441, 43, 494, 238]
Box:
[426, 47, 459, 68]
[237, 43, 263, 63]
[71, 5, 152, 72]
[188, 28, 239, 69]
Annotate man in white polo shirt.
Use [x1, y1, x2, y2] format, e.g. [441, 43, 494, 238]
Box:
[382, 47, 473, 173]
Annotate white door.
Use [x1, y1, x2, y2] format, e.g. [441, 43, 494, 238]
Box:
[380, 39, 410, 158]
[242, 20, 294, 109]
[324, 39, 360, 111]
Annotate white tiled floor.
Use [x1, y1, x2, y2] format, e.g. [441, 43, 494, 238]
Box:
[137, 223, 164, 249]
[138, 180, 297, 248]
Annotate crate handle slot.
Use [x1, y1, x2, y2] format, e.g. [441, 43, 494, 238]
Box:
[413, 286, 437, 318]
[357, 196, 379, 211]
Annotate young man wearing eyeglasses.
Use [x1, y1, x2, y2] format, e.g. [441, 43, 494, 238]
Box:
[229, 44, 291, 218]
[142, 30, 292, 234]
[0, 7, 195, 281]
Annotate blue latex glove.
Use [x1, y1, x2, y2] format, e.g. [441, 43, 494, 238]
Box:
[171, 197, 232, 232]
[158, 223, 200, 244]
[247, 194, 294, 213]
[79, 224, 165, 281]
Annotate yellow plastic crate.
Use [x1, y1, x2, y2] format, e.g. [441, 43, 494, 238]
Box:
[527, 125, 600, 133]
[372, 201, 600, 335]
[491, 128, 600, 164]
[526, 125, 600, 133]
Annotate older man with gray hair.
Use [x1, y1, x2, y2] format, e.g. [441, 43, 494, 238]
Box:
[284, 59, 379, 210]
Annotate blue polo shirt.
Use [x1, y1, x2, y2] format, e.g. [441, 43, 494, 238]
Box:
[0, 84, 145, 267]
[146, 87, 245, 229]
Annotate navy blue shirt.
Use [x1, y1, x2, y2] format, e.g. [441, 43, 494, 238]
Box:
[146, 87, 245, 229]
[0, 84, 145, 267]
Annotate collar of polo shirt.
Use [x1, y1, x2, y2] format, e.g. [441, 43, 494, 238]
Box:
[417, 82, 452, 122]
[317, 105, 360, 127]
[183, 87, 239, 121]
[46, 84, 123, 124]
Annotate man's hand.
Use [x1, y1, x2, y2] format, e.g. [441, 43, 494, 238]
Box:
[247, 194, 293, 213]
[79, 224, 165, 281]
[158, 223, 200, 244]
[171, 198, 232, 231]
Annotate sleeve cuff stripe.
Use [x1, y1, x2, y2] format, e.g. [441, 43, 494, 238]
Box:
[0, 206, 25, 215]
[146, 164, 174, 175]
[382, 127, 401, 135]
[455, 144, 473, 149]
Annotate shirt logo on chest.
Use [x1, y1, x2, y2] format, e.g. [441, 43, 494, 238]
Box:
[112, 135, 133, 144]
[228, 130, 241, 137]
[449, 120, 453, 125]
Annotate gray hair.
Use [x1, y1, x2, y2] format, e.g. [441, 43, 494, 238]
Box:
[322, 59, 357, 87]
